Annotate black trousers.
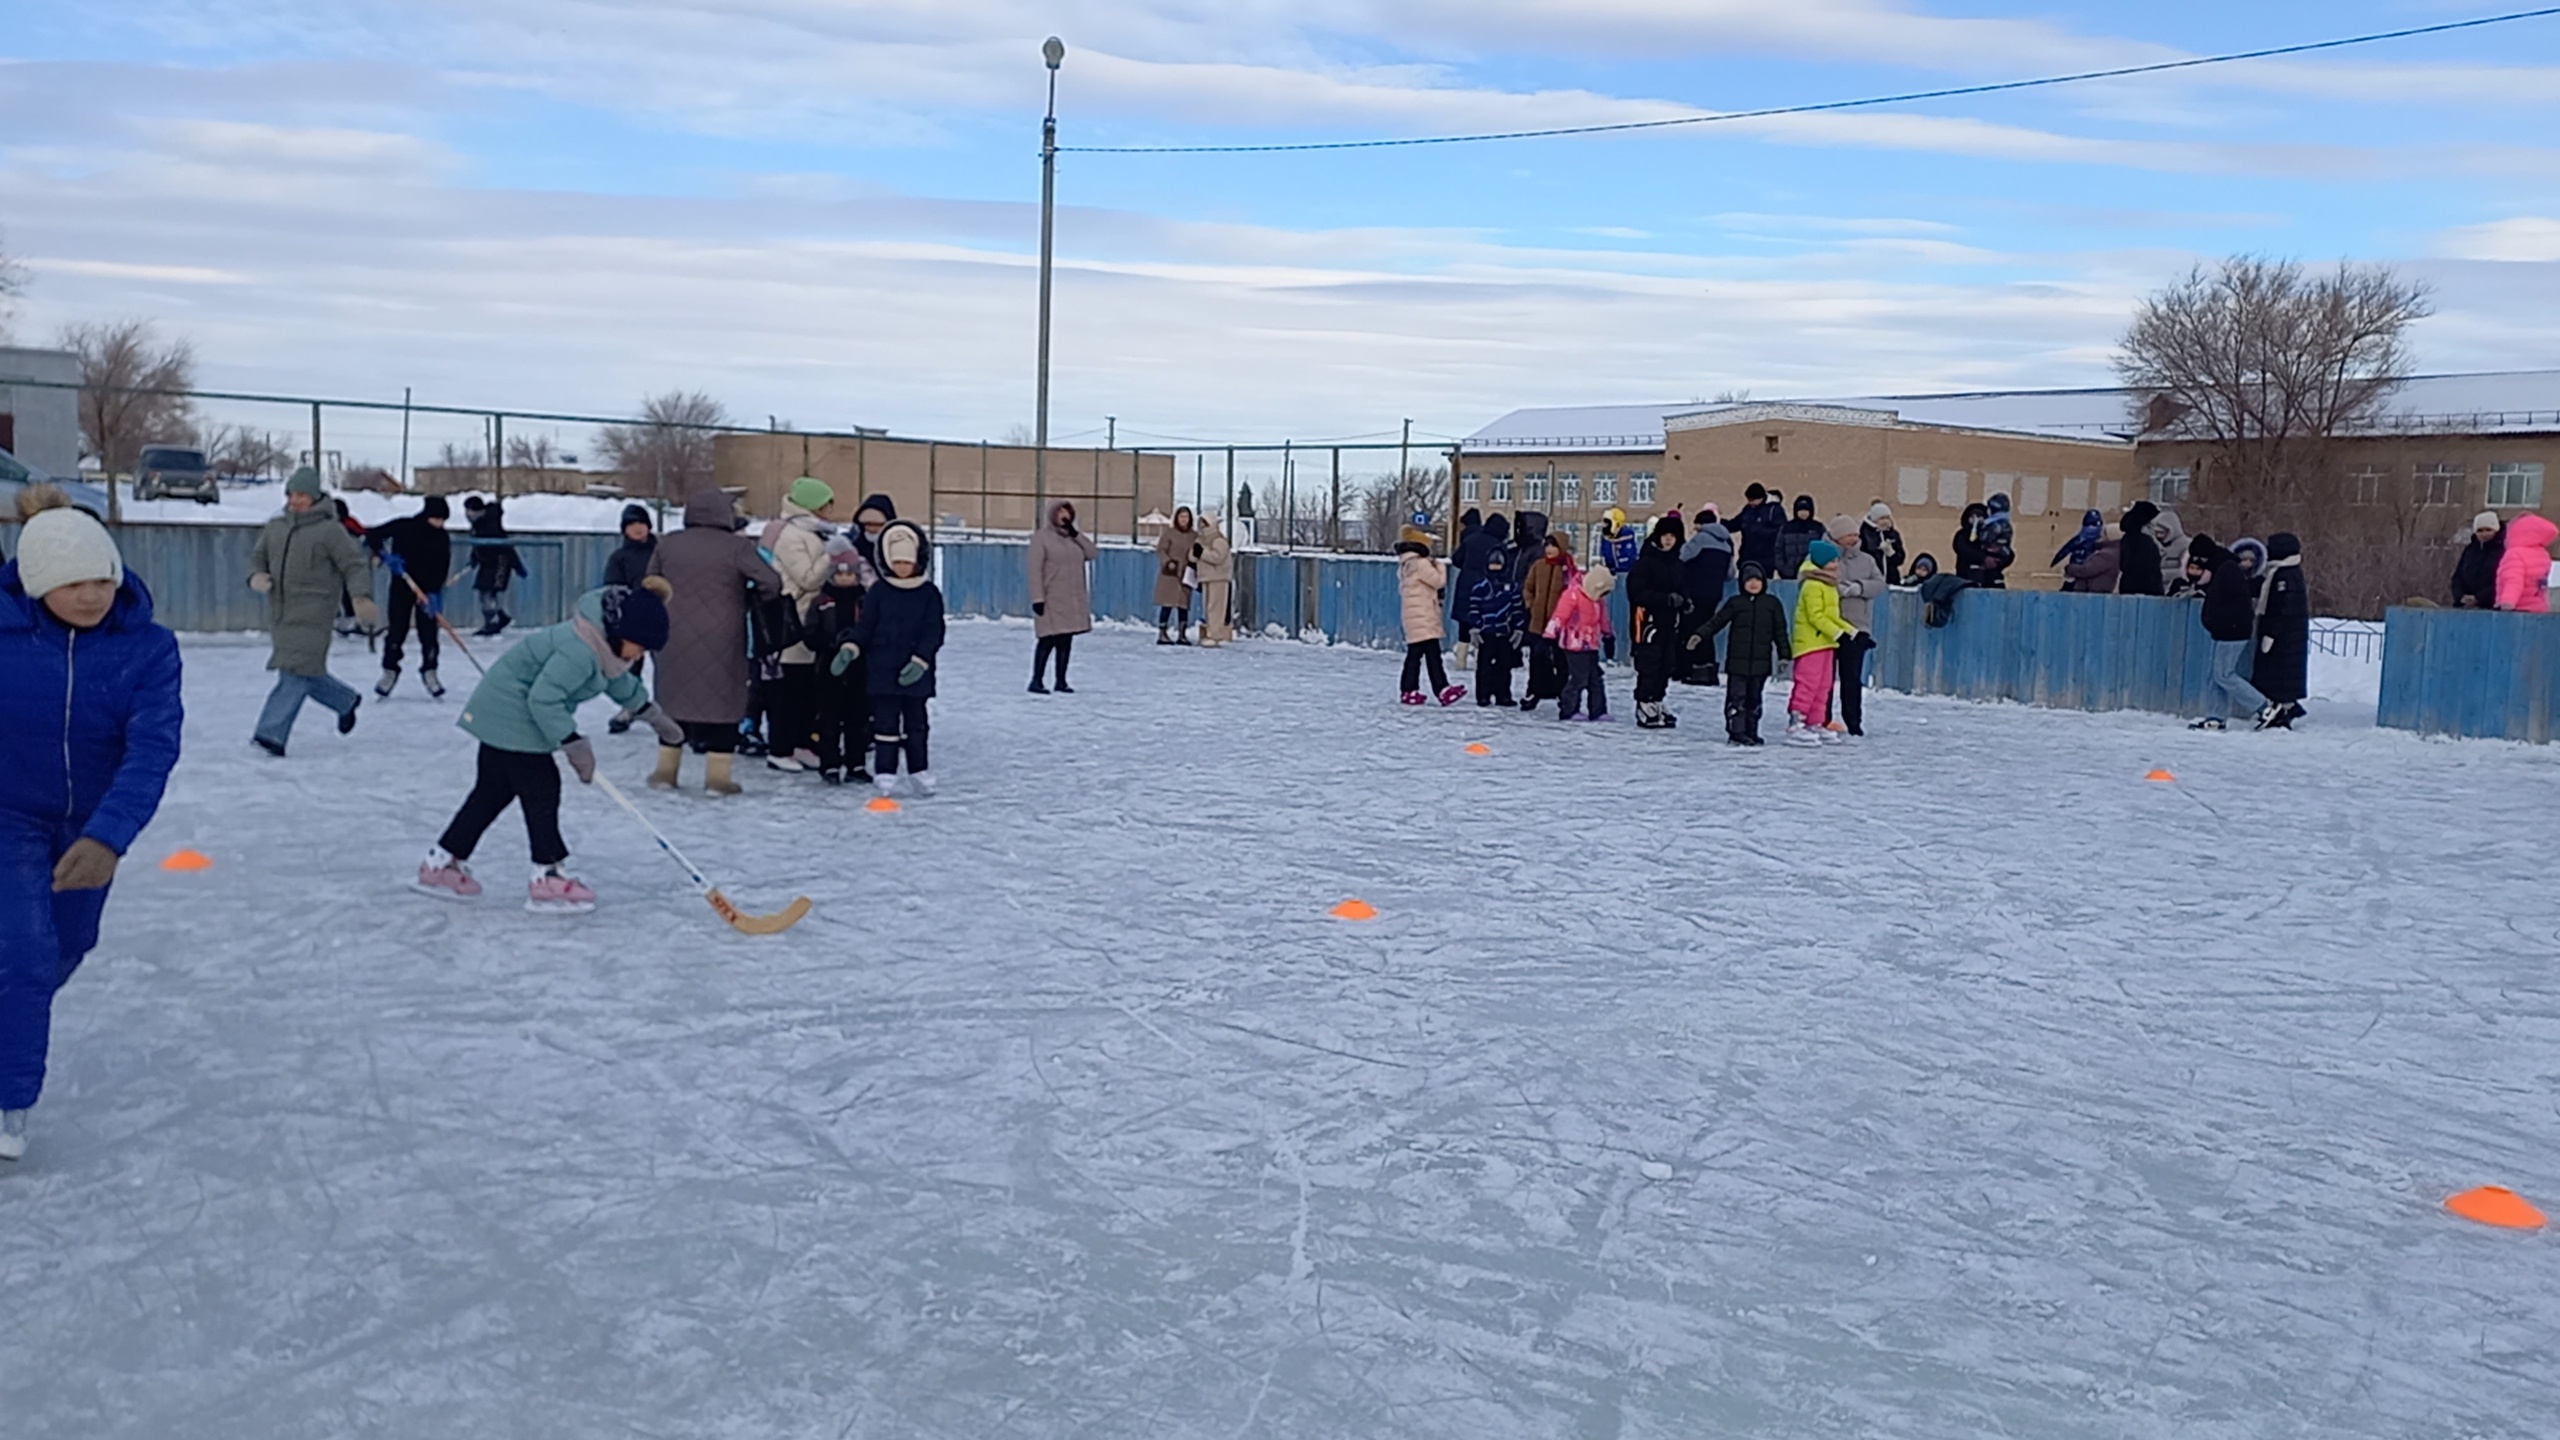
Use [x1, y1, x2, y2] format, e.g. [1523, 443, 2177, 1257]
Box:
[474, 586, 510, 632]
[438, 744, 566, 865]
[1725, 673, 1768, 741]
[1836, 633, 1873, 735]
[872, 695, 931, 776]
[383, 582, 441, 671]
[1033, 634, 1075, 685]
[1559, 650, 1607, 718]
[769, 663, 818, 760]
[680, 720, 738, 755]
[1474, 634, 1518, 705]
[1525, 636, 1564, 702]
[1156, 605, 1191, 627]
[1675, 607, 1719, 685]
[1400, 640, 1449, 694]
[1633, 611, 1676, 705]
[816, 673, 868, 773]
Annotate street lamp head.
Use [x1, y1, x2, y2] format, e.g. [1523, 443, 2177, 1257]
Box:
[1043, 36, 1066, 69]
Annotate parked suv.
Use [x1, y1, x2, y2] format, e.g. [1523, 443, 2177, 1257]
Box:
[134, 445, 219, 503]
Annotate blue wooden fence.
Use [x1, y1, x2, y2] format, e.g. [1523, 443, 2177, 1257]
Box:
[2377, 607, 2560, 743]
[1870, 587, 2222, 717]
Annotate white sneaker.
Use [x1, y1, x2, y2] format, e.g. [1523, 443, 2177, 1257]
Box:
[0, 1109, 27, 1162]
[1785, 725, 1822, 748]
[766, 753, 806, 773]
[911, 770, 938, 797]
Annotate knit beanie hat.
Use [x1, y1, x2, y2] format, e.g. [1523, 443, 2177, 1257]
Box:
[1829, 514, 1860, 541]
[881, 522, 923, 572]
[2474, 510, 2502, 533]
[287, 466, 326, 497]
[620, 502, 652, 532]
[1794, 495, 1816, 516]
[1867, 502, 1893, 524]
[423, 495, 451, 520]
[15, 500, 125, 598]
[1808, 538, 1842, 567]
[787, 477, 834, 514]
[600, 584, 671, 652]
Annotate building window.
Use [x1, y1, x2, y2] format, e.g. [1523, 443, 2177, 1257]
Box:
[2488, 461, 2545, 509]
[1592, 472, 1619, 504]
[2017, 475, 2050, 516]
[2348, 466, 2386, 507]
[1630, 472, 1657, 505]
[1936, 470, 1967, 508]
[1558, 522, 1583, 554]
[2147, 467, 2191, 505]
[1559, 472, 1582, 506]
[2061, 475, 2090, 512]
[1525, 471, 1550, 503]
[1490, 472, 1512, 503]
[1764, 435, 1780, 454]
[2413, 462, 2463, 508]
[1461, 472, 1480, 503]
[1897, 466, 1930, 506]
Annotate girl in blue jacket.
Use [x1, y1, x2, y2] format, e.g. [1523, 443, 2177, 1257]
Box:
[0, 491, 183, 1162]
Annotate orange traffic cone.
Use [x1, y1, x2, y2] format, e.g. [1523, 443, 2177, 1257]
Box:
[865, 797, 900, 814]
[159, 848, 214, 872]
[2446, 1186, 2546, 1230]
[1329, 899, 1378, 921]
[2145, 769, 2176, 783]
[1464, 743, 1492, 756]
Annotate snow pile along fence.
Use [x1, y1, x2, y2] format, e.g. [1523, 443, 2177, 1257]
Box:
[2377, 607, 2560, 743]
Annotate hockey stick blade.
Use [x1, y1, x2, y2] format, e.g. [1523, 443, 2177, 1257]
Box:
[706, 888, 813, 935]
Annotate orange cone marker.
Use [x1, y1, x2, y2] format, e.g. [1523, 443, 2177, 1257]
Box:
[865, 797, 900, 814]
[2447, 1186, 2546, 1230]
[1329, 899, 1378, 921]
[159, 848, 214, 872]
[2145, 769, 2176, 783]
[1464, 743, 1492, 756]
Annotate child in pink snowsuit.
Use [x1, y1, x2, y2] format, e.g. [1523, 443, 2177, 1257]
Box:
[1544, 565, 1615, 721]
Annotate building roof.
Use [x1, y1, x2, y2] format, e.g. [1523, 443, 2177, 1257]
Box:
[1460, 370, 2560, 452]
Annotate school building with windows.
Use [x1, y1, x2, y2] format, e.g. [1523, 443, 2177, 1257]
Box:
[1454, 372, 2556, 588]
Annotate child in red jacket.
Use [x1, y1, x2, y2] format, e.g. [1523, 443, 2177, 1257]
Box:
[1543, 565, 1615, 722]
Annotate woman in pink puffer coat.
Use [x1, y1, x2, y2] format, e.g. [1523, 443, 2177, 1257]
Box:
[2495, 513, 2557, 613]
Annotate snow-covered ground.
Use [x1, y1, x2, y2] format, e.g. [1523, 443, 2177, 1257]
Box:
[7, 621, 2558, 1438]
[111, 481, 638, 531]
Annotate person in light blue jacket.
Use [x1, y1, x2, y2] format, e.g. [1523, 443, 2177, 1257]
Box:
[0, 490, 183, 1162]
[413, 583, 682, 914]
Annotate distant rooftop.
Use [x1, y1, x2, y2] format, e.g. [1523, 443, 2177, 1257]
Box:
[1460, 371, 2560, 451]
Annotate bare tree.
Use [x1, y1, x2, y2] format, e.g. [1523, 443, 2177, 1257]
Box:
[63, 320, 198, 521]
[1358, 465, 1450, 554]
[596, 390, 727, 505]
[197, 423, 292, 480]
[0, 229, 26, 342]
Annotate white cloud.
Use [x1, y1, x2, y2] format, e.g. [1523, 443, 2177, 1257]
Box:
[2437, 217, 2560, 262]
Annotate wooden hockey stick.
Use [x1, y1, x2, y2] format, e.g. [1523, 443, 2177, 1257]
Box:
[592, 773, 813, 935]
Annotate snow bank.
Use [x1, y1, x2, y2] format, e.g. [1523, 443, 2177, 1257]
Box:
[10, 622, 2558, 1436]
[112, 484, 641, 531]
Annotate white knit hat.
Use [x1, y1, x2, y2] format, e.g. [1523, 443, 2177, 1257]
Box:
[2474, 510, 2502, 532]
[1867, 502, 1893, 523]
[16, 505, 124, 599]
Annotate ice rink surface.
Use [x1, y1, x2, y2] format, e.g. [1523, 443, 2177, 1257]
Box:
[5, 619, 2557, 1438]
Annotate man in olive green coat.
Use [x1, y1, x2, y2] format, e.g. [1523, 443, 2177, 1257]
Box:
[247, 468, 377, 755]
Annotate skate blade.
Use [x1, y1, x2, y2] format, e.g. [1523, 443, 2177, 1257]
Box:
[524, 899, 597, 915]
[409, 879, 480, 902]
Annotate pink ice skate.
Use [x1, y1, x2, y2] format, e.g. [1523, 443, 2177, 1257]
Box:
[1399, 691, 1428, 706]
[411, 857, 482, 901]
[526, 867, 597, 915]
[1436, 684, 1468, 707]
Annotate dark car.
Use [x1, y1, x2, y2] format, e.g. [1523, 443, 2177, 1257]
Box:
[134, 444, 219, 503]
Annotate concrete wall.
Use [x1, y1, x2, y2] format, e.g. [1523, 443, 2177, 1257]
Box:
[713, 434, 1174, 536]
[0, 347, 83, 477]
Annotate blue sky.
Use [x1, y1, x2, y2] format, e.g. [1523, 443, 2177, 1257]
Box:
[3, 0, 2557, 461]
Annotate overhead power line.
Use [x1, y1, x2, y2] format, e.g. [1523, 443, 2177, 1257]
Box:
[1062, 7, 2560, 155]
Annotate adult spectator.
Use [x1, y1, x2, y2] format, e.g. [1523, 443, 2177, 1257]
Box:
[1731, 484, 1785, 576]
[1676, 505, 1733, 684]
[1196, 514, 1235, 648]
[464, 496, 526, 637]
[249, 467, 376, 756]
[2149, 508, 2194, 595]
[602, 503, 659, 734]
[1519, 528, 1573, 711]
[1777, 495, 1829, 577]
[1450, 507, 1490, 659]
[2496, 513, 2557, 613]
[648, 489, 783, 795]
[850, 494, 897, 572]
[2188, 536, 2275, 730]
[1952, 503, 1991, 587]
[1828, 516, 1886, 736]
[366, 494, 453, 698]
[1859, 503, 1906, 587]
[2117, 501, 2164, 597]
[0, 490, 183, 1163]
[2063, 523, 2122, 594]
[2451, 511, 2503, 609]
[1153, 506, 1198, 645]
[2255, 533, 2310, 728]
[764, 477, 837, 772]
[1027, 500, 1098, 692]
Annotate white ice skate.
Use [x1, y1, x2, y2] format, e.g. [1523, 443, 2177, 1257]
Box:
[0, 1109, 26, 1162]
[873, 772, 900, 799]
[910, 770, 938, 797]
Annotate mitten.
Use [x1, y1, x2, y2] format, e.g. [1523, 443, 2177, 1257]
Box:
[1032, 602, 1046, 617]
[636, 703, 685, 746]
[561, 735, 597, 784]
[898, 657, 929, 687]
[249, 572, 274, 593]
[831, 643, 860, 677]
[384, 553, 406, 576]
[423, 591, 442, 616]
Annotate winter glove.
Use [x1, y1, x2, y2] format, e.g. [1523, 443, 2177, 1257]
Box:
[1032, 602, 1045, 617]
[423, 590, 442, 617]
[51, 837, 120, 892]
[635, 703, 685, 747]
[351, 597, 381, 629]
[898, 657, 929, 687]
[384, 553, 406, 576]
[249, 572, 274, 593]
[830, 642, 860, 677]
[2260, 635, 2274, 653]
[562, 735, 597, 784]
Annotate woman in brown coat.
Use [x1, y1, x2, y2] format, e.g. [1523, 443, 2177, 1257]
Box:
[1194, 515, 1235, 647]
[1153, 506, 1198, 645]
[646, 489, 783, 795]
[1027, 500, 1098, 693]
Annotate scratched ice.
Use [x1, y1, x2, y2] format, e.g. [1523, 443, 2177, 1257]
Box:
[5, 620, 2555, 1438]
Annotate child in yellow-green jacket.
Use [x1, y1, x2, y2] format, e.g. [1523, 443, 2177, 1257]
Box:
[1787, 539, 1856, 746]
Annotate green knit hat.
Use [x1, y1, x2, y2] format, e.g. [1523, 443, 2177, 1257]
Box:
[787, 477, 834, 513]
[286, 466, 326, 497]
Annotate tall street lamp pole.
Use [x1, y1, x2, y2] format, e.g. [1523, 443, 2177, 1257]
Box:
[1035, 36, 1065, 528]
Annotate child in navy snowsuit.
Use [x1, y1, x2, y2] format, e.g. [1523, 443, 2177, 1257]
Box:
[1468, 540, 1524, 707]
[850, 520, 946, 796]
[806, 545, 875, 785]
[2053, 509, 2105, 569]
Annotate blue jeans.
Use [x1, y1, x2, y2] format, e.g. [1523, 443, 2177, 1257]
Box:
[255, 670, 360, 750]
[0, 811, 110, 1110]
[2210, 639, 2270, 718]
